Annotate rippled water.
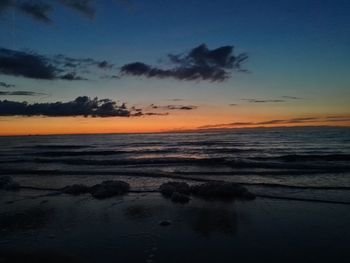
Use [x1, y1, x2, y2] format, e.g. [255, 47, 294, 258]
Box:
[0, 126, 350, 201]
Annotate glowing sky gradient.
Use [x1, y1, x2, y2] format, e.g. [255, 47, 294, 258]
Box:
[0, 0, 349, 135]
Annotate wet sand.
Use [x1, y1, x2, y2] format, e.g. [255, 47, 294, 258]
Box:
[1, 189, 350, 263]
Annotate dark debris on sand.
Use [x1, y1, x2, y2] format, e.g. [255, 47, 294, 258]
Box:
[159, 181, 255, 203]
[159, 182, 191, 204]
[90, 180, 130, 199]
[61, 181, 130, 199]
[159, 182, 191, 197]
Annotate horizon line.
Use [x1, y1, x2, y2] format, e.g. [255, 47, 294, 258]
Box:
[0, 124, 349, 137]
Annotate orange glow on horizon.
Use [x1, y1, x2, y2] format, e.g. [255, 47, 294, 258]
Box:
[0, 113, 349, 136]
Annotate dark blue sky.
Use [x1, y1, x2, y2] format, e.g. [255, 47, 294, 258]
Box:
[0, 0, 349, 134]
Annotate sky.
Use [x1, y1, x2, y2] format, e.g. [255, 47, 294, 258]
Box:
[0, 0, 349, 135]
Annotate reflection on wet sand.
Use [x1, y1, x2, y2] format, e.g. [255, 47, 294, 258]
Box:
[185, 206, 237, 236]
[0, 206, 55, 234]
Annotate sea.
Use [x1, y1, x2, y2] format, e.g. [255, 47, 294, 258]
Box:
[1, 126, 349, 203]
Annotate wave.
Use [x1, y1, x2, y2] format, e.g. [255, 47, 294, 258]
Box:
[30, 149, 180, 157]
[29, 157, 228, 166]
[252, 154, 350, 162]
[31, 150, 131, 157]
[17, 145, 93, 149]
[2, 155, 350, 172]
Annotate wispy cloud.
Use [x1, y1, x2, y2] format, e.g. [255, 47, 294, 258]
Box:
[0, 0, 131, 23]
[149, 104, 198, 111]
[17, 1, 53, 24]
[242, 99, 285, 103]
[282, 96, 305, 100]
[120, 44, 248, 82]
[199, 115, 350, 129]
[0, 91, 46, 96]
[0, 0, 52, 24]
[59, 0, 95, 19]
[240, 96, 307, 104]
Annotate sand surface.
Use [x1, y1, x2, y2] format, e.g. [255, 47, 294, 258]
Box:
[1, 189, 350, 263]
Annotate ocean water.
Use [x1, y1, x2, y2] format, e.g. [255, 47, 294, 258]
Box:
[0, 126, 349, 202]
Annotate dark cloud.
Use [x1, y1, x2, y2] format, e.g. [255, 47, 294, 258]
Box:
[149, 104, 198, 111]
[0, 0, 130, 23]
[0, 82, 15, 88]
[0, 91, 46, 96]
[229, 103, 238, 106]
[0, 47, 58, 79]
[60, 72, 87, 81]
[17, 1, 52, 24]
[133, 112, 169, 117]
[59, 0, 95, 19]
[166, 105, 197, 110]
[98, 61, 114, 69]
[199, 116, 350, 129]
[0, 96, 135, 117]
[0, 0, 13, 13]
[242, 99, 286, 103]
[0, 47, 112, 80]
[120, 44, 248, 82]
[0, 0, 52, 24]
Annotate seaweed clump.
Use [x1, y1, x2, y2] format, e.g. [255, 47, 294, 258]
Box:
[90, 180, 130, 199]
[159, 182, 191, 203]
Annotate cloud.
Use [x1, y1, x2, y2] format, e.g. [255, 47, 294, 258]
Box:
[149, 104, 198, 111]
[60, 72, 87, 80]
[98, 60, 114, 69]
[53, 54, 114, 70]
[0, 91, 46, 96]
[1, 0, 132, 23]
[0, 0, 14, 13]
[228, 103, 238, 106]
[282, 96, 304, 100]
[242, 99, 286, 103]
[166, 105, 197, 110]
[59, 0, 95, 19]
[133, 112, 169, 117]
[0, 82, 15, 88]
[0, 47, 57, 79]
[0, 47, 112, 80]
[17, 1, 52, 24]
[199, 115, 350, 129]
[169, 99, 185, 102]
[0, 96, 137, 117]
[120, 44, 248, 82]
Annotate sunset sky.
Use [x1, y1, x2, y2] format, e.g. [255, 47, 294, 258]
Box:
[0, 0, 349, 135]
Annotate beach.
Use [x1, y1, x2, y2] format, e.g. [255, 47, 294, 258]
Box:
[1, 188, 350, 263]
[1, 127, 350, 262]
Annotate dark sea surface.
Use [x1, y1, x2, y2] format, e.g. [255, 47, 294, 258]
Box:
[1, 126, 350, 202]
